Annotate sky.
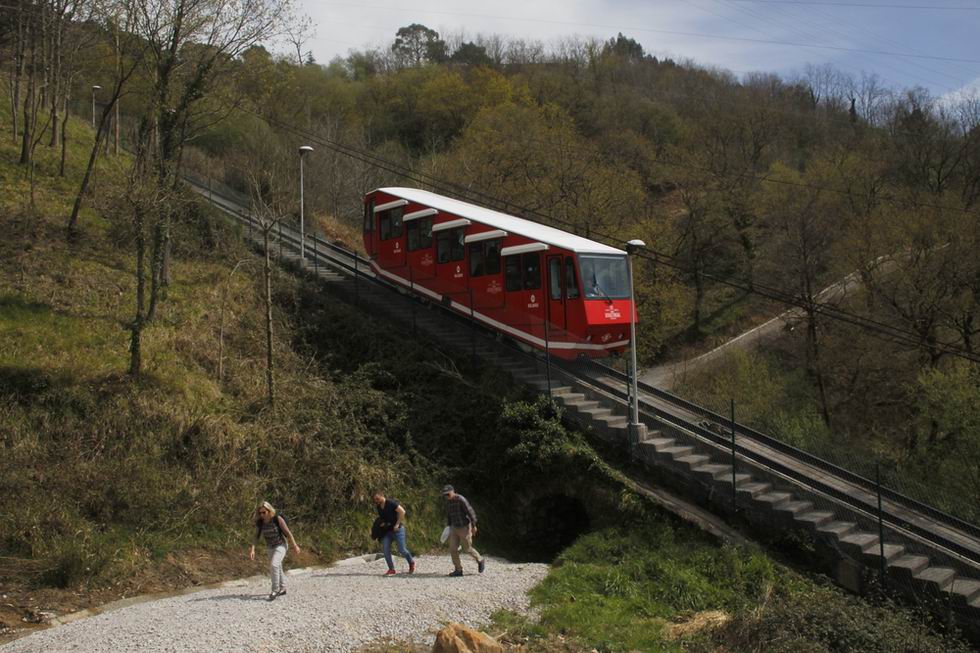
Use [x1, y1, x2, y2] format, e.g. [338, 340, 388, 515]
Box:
[294, 0, 980, 99]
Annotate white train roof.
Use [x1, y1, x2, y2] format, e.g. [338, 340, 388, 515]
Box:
[374, 187, 626, 256]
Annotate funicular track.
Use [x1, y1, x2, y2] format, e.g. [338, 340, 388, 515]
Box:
[188, 178, 980, 631]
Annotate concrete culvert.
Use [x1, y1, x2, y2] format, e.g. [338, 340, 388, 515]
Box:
[519, 494, 591, 561]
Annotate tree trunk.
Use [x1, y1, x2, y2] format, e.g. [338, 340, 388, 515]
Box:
[129, 204, 147, 376]
[59, 89, 70, 176]
[264, 228, 275, 406]
[67, 108, 113, 238]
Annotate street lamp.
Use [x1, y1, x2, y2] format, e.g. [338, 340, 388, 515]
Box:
[298, 145, 314, 264]
[625, 238, 646, 446]
[91, 85, 102, 129]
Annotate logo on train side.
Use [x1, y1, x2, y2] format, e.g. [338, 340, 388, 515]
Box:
[601, 333, 613, 343]
[527, 294, 539, 309]
[487, 279, 502, 295]
[453, 264, 463, 279]
[393, 241, 402, 253]
[421, 253, 433, 267]
[604, 305, 622, 320]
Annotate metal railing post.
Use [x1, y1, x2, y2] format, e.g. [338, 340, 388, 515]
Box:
[876, 462, 886, 583]
[354, 253, 360, 306]
[544, 315, 552, 398]
[313, 233, 318, 277]
[731, 399, 737, 515]
[410, 267, 417, 336]
[278, 220, 283, 261]
[469, 288, 476, 367]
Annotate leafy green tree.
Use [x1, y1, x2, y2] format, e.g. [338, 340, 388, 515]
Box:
[391, 23, 445, 67]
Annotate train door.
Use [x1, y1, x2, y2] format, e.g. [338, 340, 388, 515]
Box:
[502, 245, 547, 340]
[547, 255, 566, 333]
[468, 234, 505, 310]
[363, 199, 376, 257]
[434, 221, 469, 300]
[376, 204, 407, 271]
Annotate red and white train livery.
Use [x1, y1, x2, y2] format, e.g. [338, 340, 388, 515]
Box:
[363, 188, 636, 359]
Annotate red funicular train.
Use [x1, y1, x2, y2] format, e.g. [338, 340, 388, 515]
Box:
[363, 188, 636, 359]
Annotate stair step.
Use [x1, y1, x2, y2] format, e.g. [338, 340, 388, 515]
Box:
[797, 511, 834, 528]
[660, 445, 694, 458]
[692, 463, 731, 479]
[914, 566, 956, 590]
[888, 554, 930, 577]
[582, 407, 613, 419]
[775, 500, 813, 517]
[675, 454, 711, 467]
[755, 492, 793, 508]
[839, 532, 879, 551]
[559, 393, 586, 404]
[596, 415, 628, 427]
[648, 437, 676, 450]
[572, 401, 601, 412]
[737, 482, 772, 499]
[863, 543, 905, 562]
[949, 578, 980, 604]
[816, 521, 857, 538]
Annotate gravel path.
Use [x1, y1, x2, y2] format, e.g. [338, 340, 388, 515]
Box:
[1, 555, 548, 653]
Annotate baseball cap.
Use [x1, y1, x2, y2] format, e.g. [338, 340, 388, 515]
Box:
[441, 484, 454, 495]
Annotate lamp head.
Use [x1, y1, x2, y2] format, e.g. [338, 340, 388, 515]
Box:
[625, 239, 646, 255]
[92, 85, 102, 91]
[299, 145, 314, 156]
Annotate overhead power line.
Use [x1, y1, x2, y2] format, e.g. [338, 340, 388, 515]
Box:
[237, 107, 980, 365]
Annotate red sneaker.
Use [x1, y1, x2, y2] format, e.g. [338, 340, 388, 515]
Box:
[384, 569, 397, 576]
[409, 562, 416, 574]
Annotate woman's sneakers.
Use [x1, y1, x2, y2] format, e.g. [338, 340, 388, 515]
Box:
[268, 588, 287, 601]
[478, 559, 486, 574]
[384, 569, 397, 576]
[409, 561, 416, 574]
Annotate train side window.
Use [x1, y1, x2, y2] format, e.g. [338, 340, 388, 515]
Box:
[565, 257, 580, 299]
[485, 240, 501, 275]
[505, 256, 522, 291]
[437, 230, 451, 263]
[469, 243, 485, 276]
[379, 211, 391, 241]
[363, 201, 374, 232]
[523, 252, 541, 290]
[549, 257, 562, 300]
[407, 217, 432, 252]
[451, 228, 465, 261]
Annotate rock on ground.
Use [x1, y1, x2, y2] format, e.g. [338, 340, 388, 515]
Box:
[0, 555, 548, 653]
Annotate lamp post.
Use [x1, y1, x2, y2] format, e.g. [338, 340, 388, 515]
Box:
[626, 239, 646, 446]
[298, 145, 314, 264]
[91, 85, 102, 129]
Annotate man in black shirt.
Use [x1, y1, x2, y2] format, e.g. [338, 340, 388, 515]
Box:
[372, 491, 416, 575]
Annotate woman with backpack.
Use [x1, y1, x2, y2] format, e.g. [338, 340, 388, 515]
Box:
[249, 501, 301, 601]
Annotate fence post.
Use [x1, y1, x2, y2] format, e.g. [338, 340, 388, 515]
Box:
[544, 315, 552, 399]
[731, 399, 737, 515]
[354, 253, 360, 306]
[410, 267, 417, 336]
[876, 462, 886, 584]
[469, 288, 476, 367]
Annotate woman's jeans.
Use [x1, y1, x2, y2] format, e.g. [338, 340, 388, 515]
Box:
[382, 527, 414, 570]
[268, 544, 287, 592]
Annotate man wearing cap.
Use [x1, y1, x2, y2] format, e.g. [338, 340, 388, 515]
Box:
[442, 485, 485, 577]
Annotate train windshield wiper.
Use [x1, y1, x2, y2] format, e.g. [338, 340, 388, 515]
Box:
[591, 276, 614, 304]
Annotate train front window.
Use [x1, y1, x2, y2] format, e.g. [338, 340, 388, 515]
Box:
[379, 207, 403, 241]
[579, 256, 630, 300]
[363, 201, 374, 232]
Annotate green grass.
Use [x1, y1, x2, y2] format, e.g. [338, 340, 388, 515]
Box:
[490, 523, 970, 653]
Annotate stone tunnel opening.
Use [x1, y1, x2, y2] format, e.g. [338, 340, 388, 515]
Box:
[520, 494, 592, 562]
